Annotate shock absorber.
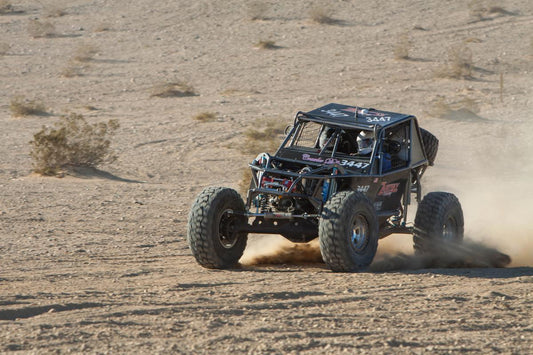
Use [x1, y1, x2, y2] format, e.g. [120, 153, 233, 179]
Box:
[322, 167, 338, 202]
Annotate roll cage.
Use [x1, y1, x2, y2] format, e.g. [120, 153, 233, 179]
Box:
[239, 103, 431, 242]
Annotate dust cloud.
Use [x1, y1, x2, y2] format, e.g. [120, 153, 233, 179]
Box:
[427, 114, 533, 267]
[240, 234, 512, 271]
[370, 239, 511, 272]
[240, 235, 322, 266]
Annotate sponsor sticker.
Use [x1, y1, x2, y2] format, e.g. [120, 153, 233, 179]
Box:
[377, 182, 400, 196]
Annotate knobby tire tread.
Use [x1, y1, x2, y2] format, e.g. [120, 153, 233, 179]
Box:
[413, 192, 464, 254]
[319, 191, 378, 272]
[187, 187, 247, 269]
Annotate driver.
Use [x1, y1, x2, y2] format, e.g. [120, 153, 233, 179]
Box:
[356, 130, 374, 155]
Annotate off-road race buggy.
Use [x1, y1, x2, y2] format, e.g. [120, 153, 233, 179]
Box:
[187, 103, 464, 272]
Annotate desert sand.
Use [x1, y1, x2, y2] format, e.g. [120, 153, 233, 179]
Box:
[1, 0, 532, 353]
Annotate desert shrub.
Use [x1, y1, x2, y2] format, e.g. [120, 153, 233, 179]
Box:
[487, 6, 511, 15]
[229, 119, 286, 196]
[0, 42, 9, 56]
[193, 112, 217, 122]
[309, 6, 335, 24]
[459, 96, 480, 113]
[468, 0, 487, 19]
[427, 97, 452, 118]
[94, 23, 111, 32]
[394, 31, 412, 60]
[465, 37, 482, 43]
[61, 62, 89, 78]
[238, 167, 253, 197]
[0, 0, 13, 14]
[150, 81, 197, 98]
[426, 96, 481, 120]
[44, 5, 66, 18]
[30, 113, 119, 175]
[435, 43, 473, 79]
[242, 119, 286, 154]
[73, 44, 99, 62]
[27, 19, 55, 38]
[10, 96, 47, 117]
[468, 1, 512, 20]
[255, 40, 277, 50]
[247, 1, 269, 20]
[60, 44, 97, 77]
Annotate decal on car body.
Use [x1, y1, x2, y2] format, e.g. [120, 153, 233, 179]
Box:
[377, 182, 400, 196]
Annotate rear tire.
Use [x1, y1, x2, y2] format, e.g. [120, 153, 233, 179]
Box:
[413, 192, 464, 254]
[420, 128, 439, 166]
[187, 187, 248, 269]
[319, 191, 379, 272]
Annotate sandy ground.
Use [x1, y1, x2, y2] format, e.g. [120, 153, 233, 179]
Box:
[1, 0, 532, 353]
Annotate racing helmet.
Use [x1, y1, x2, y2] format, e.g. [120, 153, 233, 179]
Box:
[357, 130, 374, 155]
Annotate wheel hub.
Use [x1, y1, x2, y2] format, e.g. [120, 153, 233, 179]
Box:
[351, 214, 369, 251]
[442, 217, 457, 240]
[219, 210, 239, 249]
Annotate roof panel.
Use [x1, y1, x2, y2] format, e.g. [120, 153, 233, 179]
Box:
[304, 103, 412, 128]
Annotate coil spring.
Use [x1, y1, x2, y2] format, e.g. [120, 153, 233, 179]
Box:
[259, 195, 268, 213]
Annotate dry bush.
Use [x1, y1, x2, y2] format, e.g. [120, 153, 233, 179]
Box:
[27, 19, 55, 38]
[238, 167, 253, 197]
[427, 97, 453, 118]
[487, 6, 511, 15]
[73, 44, 99, 62]
[29, 113, 120, 176]
[193, 112, 217, 122]
[150, 81, 197, 98]
[247, 1, 269, 21]
[434, 43, 473, 79]
[61, 62, 90, 78]
[426, 96, 481, 120]
[393, 31, 412, 60]
[468, 0, 488, 19]
[94, 23, 111, 32]
[0, 42, 9, 56]
[468, 1, 512, 20]
[0, 0, 13, 14]
[10, 96, 47, 117]
[254, 40, 277, 50]
[230, 118, 287, 198]
[242, 119, 286, 154]
[309, 6, 335, 24]
[459, 96, 480, 113]
[60, 44, 98, 77]
[44, 5, 66, 17]
[465, 37, 482, 43]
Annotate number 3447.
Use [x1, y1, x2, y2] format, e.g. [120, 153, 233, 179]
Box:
[341, 160, 369, 169]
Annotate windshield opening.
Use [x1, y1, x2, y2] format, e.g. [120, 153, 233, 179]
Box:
[286, 121, 373, 159]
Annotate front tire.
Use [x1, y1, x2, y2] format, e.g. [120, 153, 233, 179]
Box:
[413, 192, 464, 254]
[187, 187, 248, 269]
[319, 191, 379, 272]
